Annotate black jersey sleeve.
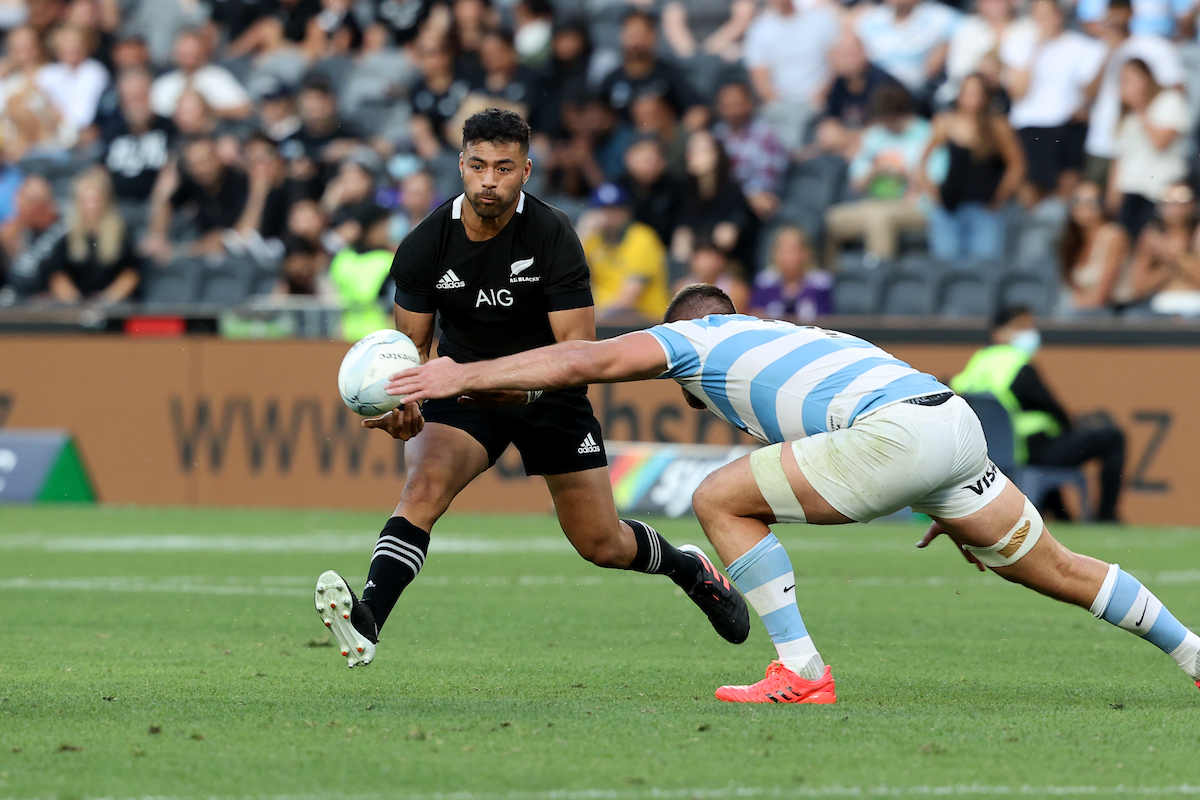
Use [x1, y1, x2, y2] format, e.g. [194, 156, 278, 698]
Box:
[390, 214, 441, 314]
[542, 207, 593, 312]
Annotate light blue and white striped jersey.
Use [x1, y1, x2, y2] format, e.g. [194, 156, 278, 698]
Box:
[645, 314, 949, 444]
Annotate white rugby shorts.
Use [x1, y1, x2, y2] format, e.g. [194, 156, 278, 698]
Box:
[756, 395, 1007, 523]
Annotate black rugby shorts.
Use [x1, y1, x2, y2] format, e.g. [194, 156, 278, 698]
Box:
[419, 387, 607, 476]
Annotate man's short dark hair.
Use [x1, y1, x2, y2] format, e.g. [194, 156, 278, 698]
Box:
[481, 26, 516, 48]
[622, 6, 658, 25]
[718, 79, 755, 99]
[521, 0, 554, 17]
[300, 73, 335, 96]
[284, 235, 320, 258]
[462, 108, 531, 155]
[627, 132, 665, 155]
[869, 82, 914, 120]
[1109, 0, 1132, 9]
[665, 283, 736, 323]
[181, 134, 216, 151]
[992, 305, 1032, 330]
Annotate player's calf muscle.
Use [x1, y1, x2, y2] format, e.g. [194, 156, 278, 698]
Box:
[957, 519, 1107, 608]
[569, 535, 630, 568]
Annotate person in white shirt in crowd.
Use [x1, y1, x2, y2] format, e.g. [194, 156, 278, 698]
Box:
[855, 0, 961, 108]
[35, 24, 109, 131]
[661, 0, 758, 64]
[1083, 0, 1183, 190]
[0, 25, 76, 158]
[150, 28, 253, 120]
[0, 0, 26, 31]
[1000, 0, 1106, 199]
[938, 0, 1035, 108]
[742, 0, 841, 150]
[1107, 57, 1190, 241]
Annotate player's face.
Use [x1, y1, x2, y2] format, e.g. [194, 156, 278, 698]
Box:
[459, 141, 531, 219]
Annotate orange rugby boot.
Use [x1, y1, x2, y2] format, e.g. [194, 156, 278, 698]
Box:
[715, 661, 836, 704]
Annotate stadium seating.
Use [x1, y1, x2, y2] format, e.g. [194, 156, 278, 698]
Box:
[198, 259, 255, 306]
[142, 258, 204, 305]
[831, 267, 881, 315]
[938, 271, 996, 318]
[879, 272, 936, 316]
[781, 156, 847, 234]
[997, 273, 1058, 317]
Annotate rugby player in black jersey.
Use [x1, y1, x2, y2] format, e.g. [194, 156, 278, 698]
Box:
[314, 109, 748, 667]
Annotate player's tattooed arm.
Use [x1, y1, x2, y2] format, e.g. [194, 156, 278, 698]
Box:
[385, 332, 669, 404]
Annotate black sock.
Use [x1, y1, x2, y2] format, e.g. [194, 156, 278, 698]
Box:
[623, 518, 701, 589]
[361, 516, 430, 631]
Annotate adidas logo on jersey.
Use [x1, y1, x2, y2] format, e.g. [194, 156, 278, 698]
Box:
[577, 433, 602, 454]
[436, 270, 466, 289]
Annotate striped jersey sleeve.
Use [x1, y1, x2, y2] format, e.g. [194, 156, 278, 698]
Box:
[645, 315, 948, 444]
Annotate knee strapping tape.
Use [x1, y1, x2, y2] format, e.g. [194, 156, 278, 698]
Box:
[962, 498, 1044, 568]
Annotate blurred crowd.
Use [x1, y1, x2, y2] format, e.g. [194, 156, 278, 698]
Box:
[1, 0, 1200, 332]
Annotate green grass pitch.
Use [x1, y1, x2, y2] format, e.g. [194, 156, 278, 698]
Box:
[2, 505, 1200, 799]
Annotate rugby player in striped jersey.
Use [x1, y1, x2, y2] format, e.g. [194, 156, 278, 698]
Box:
[386, 283, 1200, 704]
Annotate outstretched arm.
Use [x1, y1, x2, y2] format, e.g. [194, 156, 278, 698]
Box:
[386, 332, 670, 405]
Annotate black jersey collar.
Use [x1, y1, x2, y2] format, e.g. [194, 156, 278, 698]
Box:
[451, 192, 527, 219]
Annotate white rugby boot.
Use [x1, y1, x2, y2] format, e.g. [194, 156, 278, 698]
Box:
[314, 570, 378, 668]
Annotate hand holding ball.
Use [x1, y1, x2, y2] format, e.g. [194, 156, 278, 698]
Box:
[338, 330, 422, 416]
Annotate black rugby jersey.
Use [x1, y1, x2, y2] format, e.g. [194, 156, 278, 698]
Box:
[391, 191, 593, 363]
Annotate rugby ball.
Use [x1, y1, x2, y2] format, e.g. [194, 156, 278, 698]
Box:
[338, 329, 422, 416]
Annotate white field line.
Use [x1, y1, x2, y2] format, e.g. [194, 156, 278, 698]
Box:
[2, 528, 1197, 555]
[0, 533, 580, 554]
[5, 784, 1200, 800]
[0, 574, 604, 596]
[0, 532, 910, 554]
[4, 568, 1200, 597]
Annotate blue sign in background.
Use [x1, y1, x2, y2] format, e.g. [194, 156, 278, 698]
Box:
[0, 430, 83, 503]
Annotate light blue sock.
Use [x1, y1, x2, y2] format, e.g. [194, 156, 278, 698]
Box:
[1091, 564, 1200, 679]
[728, 533, 823, 679]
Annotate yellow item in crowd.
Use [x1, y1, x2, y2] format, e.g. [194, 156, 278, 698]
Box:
[584, 222, 670, 321]
[330, 247, 394, 343]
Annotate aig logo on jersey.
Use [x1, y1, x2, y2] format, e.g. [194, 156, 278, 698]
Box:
[476, 288, 513, 307]
[510, 257, 539, 283]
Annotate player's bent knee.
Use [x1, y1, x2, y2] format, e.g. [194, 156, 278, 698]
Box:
[963, 497, 1044, 569]
[400, 469, 458, 516]
[691, 472, 724, 521]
